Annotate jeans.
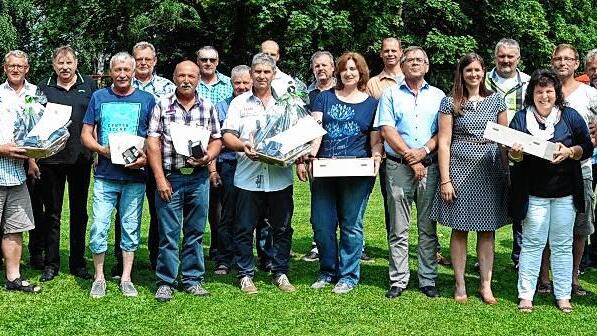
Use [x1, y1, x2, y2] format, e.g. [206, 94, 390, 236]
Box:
[311, 176, 374, 286]
[29, 158, 91, 271]
[235, 186, 293, 278]
[155, 169, 209, 288]
[114, 166, 160, 269]
[213, 160, 238, 267]
[518, 195, 575, 300]
[89, 178, 145, 254]
[385, 161, 439, 288]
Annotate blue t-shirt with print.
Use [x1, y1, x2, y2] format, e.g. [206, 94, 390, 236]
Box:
[83, 87, 155, 182]
[311, 90, 378, 158]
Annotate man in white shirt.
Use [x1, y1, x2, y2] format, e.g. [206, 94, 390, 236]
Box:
[260, 40, 295, 97]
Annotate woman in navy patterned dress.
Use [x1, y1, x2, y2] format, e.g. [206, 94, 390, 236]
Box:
[431, 53, 509, 304]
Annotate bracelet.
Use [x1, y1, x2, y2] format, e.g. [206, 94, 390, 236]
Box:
[508, 151, 523, 162]
[440, 180, 452, 186]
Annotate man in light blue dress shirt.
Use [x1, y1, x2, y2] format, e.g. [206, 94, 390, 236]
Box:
[374, 46, 445, 299]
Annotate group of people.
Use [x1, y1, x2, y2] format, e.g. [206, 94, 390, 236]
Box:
[1, 37, 597, 313]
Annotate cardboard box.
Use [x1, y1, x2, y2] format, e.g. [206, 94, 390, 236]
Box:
[312, 158, 375, 177]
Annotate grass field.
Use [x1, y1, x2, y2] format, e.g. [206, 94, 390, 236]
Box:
[1, 177, 596, 335]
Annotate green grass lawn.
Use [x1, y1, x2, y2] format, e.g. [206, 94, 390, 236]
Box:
[1, 177, 596, 335]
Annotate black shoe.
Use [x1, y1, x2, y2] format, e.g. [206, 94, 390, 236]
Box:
[385, 286, 403, 299]
[30, 256, 44, 270]
[420, 286, 439, 298]
[40, 267, 57, 282]
[111, 264, 123, 279]
[360, 253, 375, 262]
[70, 267, 92, 280]
[257, 261, 272, 273]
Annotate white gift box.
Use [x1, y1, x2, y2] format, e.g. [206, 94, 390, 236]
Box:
[312, 158, 375, 177]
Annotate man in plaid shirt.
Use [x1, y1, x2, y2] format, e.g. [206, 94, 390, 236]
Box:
[148, 60, 222, 302]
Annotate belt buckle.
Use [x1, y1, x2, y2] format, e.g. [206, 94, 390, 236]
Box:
[179, 167, 194, 175]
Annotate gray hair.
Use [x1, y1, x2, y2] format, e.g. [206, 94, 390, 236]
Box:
[110, 52, 135, 70]
[251, 52, 276, 69]
[585, 49, 597, 67]
[310, 51, 334, 69]
[231, 65, 250, 79]
[52, 46, 77, 61]
[196, 46, 219, 59]
[400, 46, 429, 64]
[4, 50, 28, 64]
[494, 38, 520, 56]
[132, 41, 156, 58]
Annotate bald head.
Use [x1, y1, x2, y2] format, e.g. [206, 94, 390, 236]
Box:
[261, 40, 280, 62]
[173, 60, 200, 98]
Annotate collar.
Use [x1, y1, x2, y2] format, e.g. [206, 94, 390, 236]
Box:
[489, 68, 524, 84]
[166, 91, 204, 111]
[46, 72, 85, 88]
[2, 79, 34, 95]
[399, 79, 429, 93]
[247, 88, 279, 104]
[133, 73, 157, 87]
[378, 69, 402, 81]
[201, 71, 227, 86]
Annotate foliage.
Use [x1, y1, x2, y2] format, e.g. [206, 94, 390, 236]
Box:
[1, 0, 597, 90]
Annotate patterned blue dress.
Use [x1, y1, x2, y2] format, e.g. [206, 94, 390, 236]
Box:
[430, 93, 510, 231]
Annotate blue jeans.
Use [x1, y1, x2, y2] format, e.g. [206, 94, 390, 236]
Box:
[234, 186, 293, 278]
[518, 195, 575, 300]
[89, 178, 145, 254]
[155, 169, 210, 288]
[311, 176, 374, 286]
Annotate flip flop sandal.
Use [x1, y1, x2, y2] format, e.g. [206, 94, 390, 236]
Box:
[556, 302, 573, 313]
[517, 305, 533, 313]
[5, 277, 42, 293]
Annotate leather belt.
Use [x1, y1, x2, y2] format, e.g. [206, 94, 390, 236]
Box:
[386, 154, 436, 167]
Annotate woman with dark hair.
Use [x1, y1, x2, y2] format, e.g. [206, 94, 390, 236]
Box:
[431, 53, 509, 304]
[509, 69, 592, 313]
[299, 51, 382, 294]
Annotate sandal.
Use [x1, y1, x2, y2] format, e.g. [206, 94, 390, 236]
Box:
[5, 277, 42, 293]
[517, 304, 533, 313]
[556, 300, 573, 313]
[537, 282, 552, 295]
[572, 284, 587, 296]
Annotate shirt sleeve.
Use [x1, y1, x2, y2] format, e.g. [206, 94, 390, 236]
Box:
[508, 108, 526, 132]
[494, 93, 508, 115]
[438, 96, 454, 115]
[221, 99, 241, 137]
[311, 91, 326, 113]
[141, 97, 156, 137]
[82, 93, 98, 125]
[373, 88, 397, 128]
[147, 101, 162, 138]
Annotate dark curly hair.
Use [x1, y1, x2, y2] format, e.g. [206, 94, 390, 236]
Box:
[523, 69, 566, 111]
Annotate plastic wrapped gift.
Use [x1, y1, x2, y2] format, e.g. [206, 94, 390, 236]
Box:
[18, 125, 71, 159]
[253, 79, 326, 167]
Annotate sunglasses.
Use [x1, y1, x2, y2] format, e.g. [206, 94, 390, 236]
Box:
[199, 58, 217, 63]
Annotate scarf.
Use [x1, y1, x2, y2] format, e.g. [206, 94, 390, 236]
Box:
[525, 105, 561, 140]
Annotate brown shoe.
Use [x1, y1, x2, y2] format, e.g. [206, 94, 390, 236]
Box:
[273, 274, 296, 292]
[239, 276, 258, 294]
[436, 252, 451, 266]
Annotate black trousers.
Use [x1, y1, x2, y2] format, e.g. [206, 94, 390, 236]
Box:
[114, 167, 159, 270]
[28, 157, 92, 271]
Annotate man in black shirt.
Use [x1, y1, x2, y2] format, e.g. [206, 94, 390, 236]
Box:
[31, 46, 97, 281]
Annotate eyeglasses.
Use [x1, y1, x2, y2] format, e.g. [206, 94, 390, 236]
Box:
[6, 64, 27, 71]
[552, 56, 577, 63]
[403, 57, 427, 64]
[135, 57, 154, 63]
[199, 58, 217, 63]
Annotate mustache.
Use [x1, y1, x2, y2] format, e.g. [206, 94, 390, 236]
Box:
[180, 83, 193, 89]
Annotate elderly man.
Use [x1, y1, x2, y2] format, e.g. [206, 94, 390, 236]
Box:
[485, 38, 530, 269]
[0, 50, 42, 293]
[30, 46, 98, 282]
[374, 46, 445, 299]
[222, 53, 296, 294]
[195, 46, 234, 262]
[538, 44, 597, 297]
[149, 61, 222, 302]
[81, 52, 155, 298]
[260, 40, 294, 97]
[211, 65, 252, 275]
[111, 42, 175, 278]
[367, 37, 404, 99]
[301, 51, 336, 263]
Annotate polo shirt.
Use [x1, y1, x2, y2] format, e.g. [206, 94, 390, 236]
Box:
[374, 80, 445, 156]
[221, 90, 293, 192]
[37, 73, 97, 164]
[366, 70, 404, 100]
